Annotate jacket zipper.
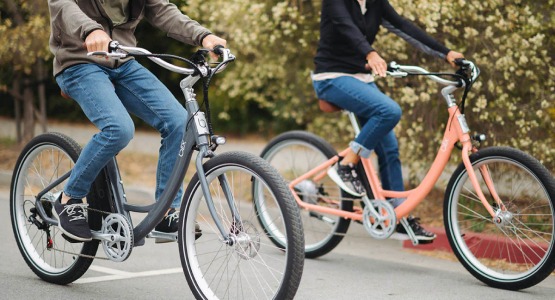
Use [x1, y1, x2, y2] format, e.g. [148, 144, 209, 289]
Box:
[93, 0, 118, 68]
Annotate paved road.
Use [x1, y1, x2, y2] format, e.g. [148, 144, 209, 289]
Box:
[1, 188, 554, 299]
[1, 118, 555, 299]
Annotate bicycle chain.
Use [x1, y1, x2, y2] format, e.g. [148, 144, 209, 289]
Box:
[48, 206, 128, 260]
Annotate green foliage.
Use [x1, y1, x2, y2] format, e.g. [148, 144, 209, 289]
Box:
[182, 0, 322, 136]
[183, 0, 555, 171]
[377, 0, 555, 174]
[1, 0, 553, 171]
[0, 0, 51, 75]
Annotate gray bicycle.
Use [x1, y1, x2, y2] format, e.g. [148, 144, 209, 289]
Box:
[10, 42, 304, 300]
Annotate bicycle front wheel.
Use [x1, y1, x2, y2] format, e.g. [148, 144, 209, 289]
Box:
[444, 146, 555, 290]
[179, 151, 304, 300]
[260, 131, 354, 258]
[10, 132, 98, 284]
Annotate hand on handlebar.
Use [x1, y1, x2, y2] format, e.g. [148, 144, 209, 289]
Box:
[446, 51, 465, 68]
[201, 34, 227, 60]
[84, 30, 112, 53]
[366, 51, 387, 77]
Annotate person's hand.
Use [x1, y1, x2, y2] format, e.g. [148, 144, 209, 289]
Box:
[84, 29, 112, 53]
[365, 51, 387, 77]
[201, 34, 227, 60]
[446, 50, 465, 68]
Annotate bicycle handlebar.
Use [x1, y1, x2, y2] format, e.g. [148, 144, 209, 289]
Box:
[87, 41, 235, 76]
[387, 60, 480, 87]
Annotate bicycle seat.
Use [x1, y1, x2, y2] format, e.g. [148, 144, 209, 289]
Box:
[318, 99, 342, 113]
[60, 91, 71, 99]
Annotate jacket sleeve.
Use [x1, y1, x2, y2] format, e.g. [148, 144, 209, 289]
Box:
[323, 0, 374, 57]
[381, 0, 450, 59]
[144, 0, 212, 46]
[48, 0, 104, 40]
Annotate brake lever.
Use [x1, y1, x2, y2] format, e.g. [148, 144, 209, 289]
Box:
[386, 62, 408, 78]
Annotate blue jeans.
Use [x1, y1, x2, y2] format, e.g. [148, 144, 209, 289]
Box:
[56, 60, 187, 208]
[312, 76, 404, 192]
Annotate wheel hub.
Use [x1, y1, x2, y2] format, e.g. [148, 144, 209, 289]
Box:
[294, 180, 319, 204]
[231, 221, 261, 260]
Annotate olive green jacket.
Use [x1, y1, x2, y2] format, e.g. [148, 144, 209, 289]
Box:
[48, 0, 212, 76]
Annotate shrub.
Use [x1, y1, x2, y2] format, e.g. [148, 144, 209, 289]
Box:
[185, 0, 554, 173]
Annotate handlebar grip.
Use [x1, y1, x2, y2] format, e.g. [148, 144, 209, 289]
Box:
[108, 41, 120, 53]
[453, 58, 467, 67]
[213, 45, 225, 56]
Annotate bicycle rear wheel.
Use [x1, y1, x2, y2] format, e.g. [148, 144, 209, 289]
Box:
[260, 130, 354, 258]
[179, 151, 304, 300]
[444, 146, 555, 290]
[10, 132, 98, 284]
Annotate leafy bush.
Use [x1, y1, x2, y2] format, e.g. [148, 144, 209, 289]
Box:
[184, 0, 554, 173]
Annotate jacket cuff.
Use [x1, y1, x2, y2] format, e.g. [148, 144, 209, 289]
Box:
[198, 32, 213, 46]
[81, 23, 104, 41]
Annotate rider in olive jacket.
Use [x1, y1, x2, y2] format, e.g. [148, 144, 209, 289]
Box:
[48, 0, 212, 76]
[46, 0, 226, 242]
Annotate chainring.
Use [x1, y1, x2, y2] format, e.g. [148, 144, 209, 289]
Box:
[101, 213, 134, 262]
[362, 198, 397, 239]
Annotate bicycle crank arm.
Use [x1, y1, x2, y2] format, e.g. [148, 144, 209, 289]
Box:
[91, 231, 122, 242]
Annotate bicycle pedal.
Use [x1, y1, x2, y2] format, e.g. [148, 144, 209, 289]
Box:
[389, 232, 410, 241]
[149, 230, 178, 244]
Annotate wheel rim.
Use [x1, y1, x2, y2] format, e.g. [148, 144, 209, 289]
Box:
[12, 144, 85, 274]
[448, 156, 554, 281]
[183, 164, 290, 299]
[262, 140, 344, 252]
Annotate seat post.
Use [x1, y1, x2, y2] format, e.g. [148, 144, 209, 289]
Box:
[346, 111, 361, 137]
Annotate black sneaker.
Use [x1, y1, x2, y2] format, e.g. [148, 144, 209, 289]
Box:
[52, 195, 92, 242]
[155, 208, 179, 233]
[395, 216, 436, 244]
[337, 163, 366, 195]
[154, 208, 202, 240]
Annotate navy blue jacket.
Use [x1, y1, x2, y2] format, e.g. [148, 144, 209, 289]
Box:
[314, 0, 450, 74]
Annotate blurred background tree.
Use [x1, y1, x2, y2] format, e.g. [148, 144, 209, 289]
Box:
[0, 0, 553, 170]
[0, 0, 51, 144]
[183, 0, 555, 172]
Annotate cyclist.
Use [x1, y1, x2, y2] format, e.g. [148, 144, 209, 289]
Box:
[47, 0, 226, 242]
[312, 0, 464, 243]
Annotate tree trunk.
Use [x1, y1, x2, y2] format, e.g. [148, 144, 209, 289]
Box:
[22, 79, 36, 144]
[36, 60, 48, 133]
[12, 77, 23, 143]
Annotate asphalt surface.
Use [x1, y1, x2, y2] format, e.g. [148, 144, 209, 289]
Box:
[1, 118, 554, 299]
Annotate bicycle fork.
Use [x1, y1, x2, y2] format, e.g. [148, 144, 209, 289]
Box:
[461, 143, 503, 221]
[194, 146, 243, 245]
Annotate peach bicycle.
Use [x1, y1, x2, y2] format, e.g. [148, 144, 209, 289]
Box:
[259, 60, 555, 290]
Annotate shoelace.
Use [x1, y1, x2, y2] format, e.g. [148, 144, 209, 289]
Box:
[62, 203, 88, 222]
[165, 211, 179, 226]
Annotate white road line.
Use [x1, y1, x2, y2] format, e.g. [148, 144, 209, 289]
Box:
[75, 267, 183, 284]
[89, 265, 133, 276]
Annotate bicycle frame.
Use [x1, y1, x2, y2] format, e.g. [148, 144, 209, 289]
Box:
[288, 63, 500, 224]
[32, 48, 240, 245]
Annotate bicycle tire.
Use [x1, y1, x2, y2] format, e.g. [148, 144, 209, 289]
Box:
[178, 151, 304, 300]
[444, 146, 555, 290]
[260, 130, 354, 258]
[10, 132, 98, 284]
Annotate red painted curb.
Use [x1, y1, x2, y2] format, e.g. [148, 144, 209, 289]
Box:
[403, 227, 549, 264]
[402, 227, 452, 252]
